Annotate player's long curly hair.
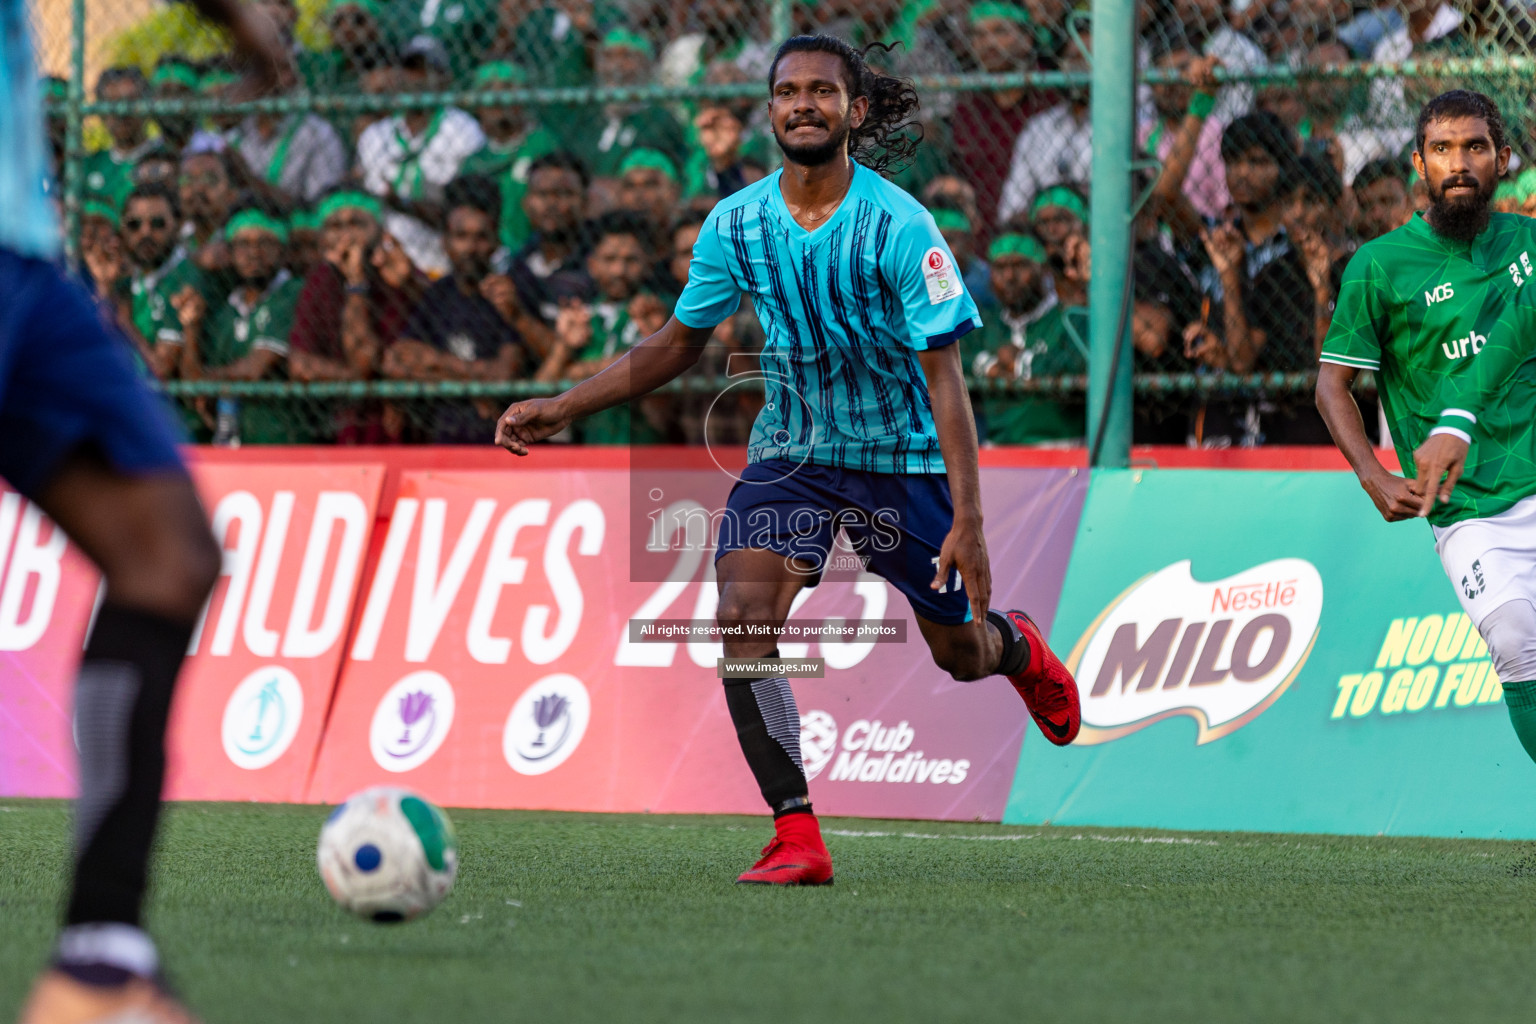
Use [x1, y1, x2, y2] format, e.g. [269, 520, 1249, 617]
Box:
[767, 35, 922, 176]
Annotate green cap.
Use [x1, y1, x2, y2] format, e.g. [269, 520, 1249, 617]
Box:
[328, 0, 384, 19]
[289, 207, 322, 232]
[199, 68, 240, 94]
[619, 148, 678, 182]
[1031, 184, 1088, 223]
[225, 208, 290, 243]
[1507, 168, 1536, 204]
[82, 199, 120, 228]
[151, 61, 201, 91]
[988, 232, 1048, 263]
[929, 208, 971, 233]
[39, 77, 68, 103]
[473, 61, 528, 88]
[602, 28, 655, 58]
[969, 1, 1031, 27]
[317, 190, 383, 224]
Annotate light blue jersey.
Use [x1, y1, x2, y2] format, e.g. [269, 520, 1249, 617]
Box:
[0, 0, 59, 260]
[676, 163, 981, 475]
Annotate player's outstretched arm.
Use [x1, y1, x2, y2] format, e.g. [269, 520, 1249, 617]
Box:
[1315, 361, 1424, 521]
[920, 344, 990, 622]
[495, 315, 713, 455]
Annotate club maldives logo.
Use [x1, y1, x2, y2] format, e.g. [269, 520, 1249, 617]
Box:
[798, 711, 971, 785]
[1067, 558, 1324, 745]
[221, 667, 304, 770]
[370, 671, 457, 773]
[503, 674, 590, 776]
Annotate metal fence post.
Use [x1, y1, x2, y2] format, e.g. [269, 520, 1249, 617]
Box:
[63, 0, 85, 266]
[1087, 0, 1134, 468]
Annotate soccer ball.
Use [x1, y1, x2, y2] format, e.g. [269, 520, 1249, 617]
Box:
[317, 786, 459, 923]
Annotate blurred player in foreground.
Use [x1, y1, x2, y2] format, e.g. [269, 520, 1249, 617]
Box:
[11, 3, 289, 1022]
[497, 35, 1082, 886]
[1317, 90, 1536, 774]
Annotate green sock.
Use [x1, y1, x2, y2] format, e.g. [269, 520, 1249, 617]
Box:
[1503, 679, 1536, 764]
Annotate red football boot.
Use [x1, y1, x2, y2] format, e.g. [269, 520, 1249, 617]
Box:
[736, 812, 834, 886]
[1002, 610, 1081, 745]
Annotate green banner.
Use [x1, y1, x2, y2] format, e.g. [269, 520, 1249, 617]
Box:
[1005, 469, 1536, 838]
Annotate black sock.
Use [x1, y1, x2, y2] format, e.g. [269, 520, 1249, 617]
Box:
[723, 651, 811, 818]
[65, 603, 194, 928]
[987, 609, 1032, 677]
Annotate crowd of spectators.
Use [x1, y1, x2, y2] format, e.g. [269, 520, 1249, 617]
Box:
[50, 0, 1535, 447]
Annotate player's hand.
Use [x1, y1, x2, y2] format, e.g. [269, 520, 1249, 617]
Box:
[1361, 469, 1425, 522]
[496, 397, 571, 455]
[932, 517, 991, 624]
[1412, 433, 1470, 516]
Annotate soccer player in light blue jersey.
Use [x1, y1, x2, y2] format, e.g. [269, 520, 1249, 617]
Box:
[9, 3, 288, 1021]
[497, 35, 1083, 886]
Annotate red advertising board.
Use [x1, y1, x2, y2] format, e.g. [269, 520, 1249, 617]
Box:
[0, 462, 385, 802]
[307, 463, 1085, 820]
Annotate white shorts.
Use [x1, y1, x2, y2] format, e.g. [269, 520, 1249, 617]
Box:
[1433, 492, 1536, 630]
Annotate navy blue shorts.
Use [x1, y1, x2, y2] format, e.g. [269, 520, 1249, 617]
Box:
[714, 459, 971, 625]
[0, 251, 185, 499]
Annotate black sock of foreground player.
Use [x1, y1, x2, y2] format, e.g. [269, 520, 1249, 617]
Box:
[724, 650, 811, 818]
[987, 609, 1032, 677]
[62, 603, 194, 947]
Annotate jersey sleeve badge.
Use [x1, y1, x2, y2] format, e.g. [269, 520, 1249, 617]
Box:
[922, 247, 963, 305]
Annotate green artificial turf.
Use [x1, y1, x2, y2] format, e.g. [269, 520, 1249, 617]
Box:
[3, 800, 1535, 1023]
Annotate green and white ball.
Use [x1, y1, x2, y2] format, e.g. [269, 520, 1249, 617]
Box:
[317, 786, 458, 923]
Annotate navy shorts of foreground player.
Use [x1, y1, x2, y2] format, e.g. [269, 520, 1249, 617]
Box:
[0, 251, 184, 498]
[715, 459, 971, 625]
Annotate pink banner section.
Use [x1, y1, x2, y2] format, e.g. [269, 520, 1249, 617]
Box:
[307, 464, 1085, 821]
[0, 462, 386, 802]
[1, 448, 1084, 822]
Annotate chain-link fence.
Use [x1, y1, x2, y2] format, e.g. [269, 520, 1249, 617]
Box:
[26, 0, 1535, 447]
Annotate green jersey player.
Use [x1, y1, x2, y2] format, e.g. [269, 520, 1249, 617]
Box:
[1317, 90, 1536, 771]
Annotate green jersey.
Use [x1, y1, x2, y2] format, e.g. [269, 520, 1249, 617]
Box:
[82, 141, 159, 211]
[573, 300, 665, 444]
[1321, 211, 1536, 526]
[459, 127, 562, 251]
[960, 300, 1088, 444]
[125, 248, 205, 352]
[203, 273, 305, 444]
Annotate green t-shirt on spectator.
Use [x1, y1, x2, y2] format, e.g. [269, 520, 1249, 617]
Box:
[458, 126, 563, 251]
[203, 272, 306, 444]
[126, 249, 205, 352]
[82, 142, 159, 211]
[961, 301, 1089, 444]
[574, 300, 665, 443]
[571, 107, 690, 180]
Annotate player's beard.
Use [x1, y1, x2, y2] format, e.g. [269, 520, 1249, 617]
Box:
[1426, 174, 1494, 243]
[775, 118, 852, 167]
